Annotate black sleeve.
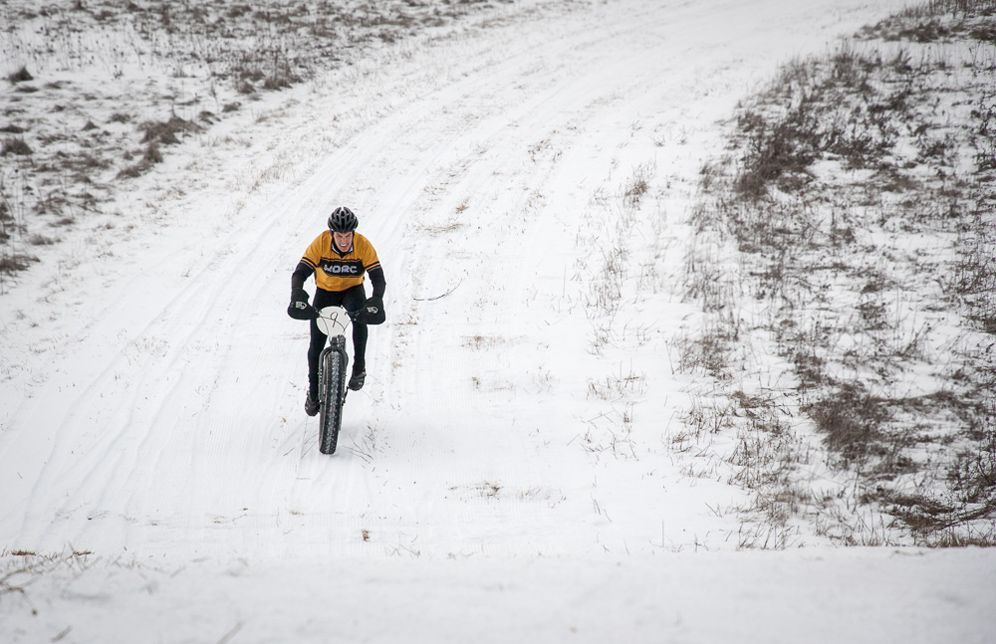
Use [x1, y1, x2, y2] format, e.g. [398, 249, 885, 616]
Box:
[291, 261, 313, 291]
[368, 265, 386, 299]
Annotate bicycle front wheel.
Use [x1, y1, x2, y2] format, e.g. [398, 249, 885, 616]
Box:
[318, 336, 348, 454]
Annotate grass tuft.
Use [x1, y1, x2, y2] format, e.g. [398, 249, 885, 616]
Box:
[139, 115, 200, 146]
[1, 137, 32, 156]
[6, 66, 33, 83]
[0, 253, 39, 275]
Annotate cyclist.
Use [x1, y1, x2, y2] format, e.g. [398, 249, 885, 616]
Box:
[289, 206, 385, 416]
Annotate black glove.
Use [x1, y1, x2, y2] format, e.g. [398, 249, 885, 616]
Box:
[287, 288, 316, 320]
[358, 296, 386, 325]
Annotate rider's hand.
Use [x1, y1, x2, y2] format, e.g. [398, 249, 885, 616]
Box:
[287, 288, 315, 319]
[361, 296, 385, 325]
[291, 288, 309, 304]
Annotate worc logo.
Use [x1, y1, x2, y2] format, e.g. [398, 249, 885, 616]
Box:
[321, 260, 363, 276]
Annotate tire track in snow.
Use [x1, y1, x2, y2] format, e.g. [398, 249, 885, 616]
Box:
[255, 1, 686, 554]
[311, 1, 715, 554]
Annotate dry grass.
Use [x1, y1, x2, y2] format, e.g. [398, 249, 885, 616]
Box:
[0, 0, 521, 277]
[1, 549, 97, 617]
[1, 137, 32, 156]
[139, 115, 201, 146]
[0, 252, 39, 275]
[5, 65, 33, 83]
[681, 0, 996, 546]
[623, 163, 653, 208]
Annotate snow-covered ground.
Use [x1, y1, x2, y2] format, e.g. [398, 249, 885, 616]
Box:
[1, 0, 994, 642]
[7, 547, 994, 643]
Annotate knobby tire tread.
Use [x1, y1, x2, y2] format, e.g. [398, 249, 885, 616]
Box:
[319, 339, 347, 454]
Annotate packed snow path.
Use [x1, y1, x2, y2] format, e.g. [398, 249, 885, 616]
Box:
[1, 0, 992, 642]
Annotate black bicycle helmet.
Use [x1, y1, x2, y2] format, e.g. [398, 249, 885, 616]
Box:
[328, 206, 358, 232]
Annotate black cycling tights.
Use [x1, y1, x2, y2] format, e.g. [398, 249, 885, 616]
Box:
[308, 285, 367, 393]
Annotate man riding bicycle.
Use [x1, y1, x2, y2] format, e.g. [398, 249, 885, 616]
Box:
[289, 206, 385, 416]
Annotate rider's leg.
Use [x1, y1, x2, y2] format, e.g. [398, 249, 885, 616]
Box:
[307, 288, 336, 398]
[307, 326, 325, 399]
[341, 285, 368, 373]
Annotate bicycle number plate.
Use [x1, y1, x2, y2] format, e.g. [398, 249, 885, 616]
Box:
[316, 306, 351, 337]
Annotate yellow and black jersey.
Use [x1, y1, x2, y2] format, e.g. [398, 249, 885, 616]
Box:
[300, 231, 381, 292]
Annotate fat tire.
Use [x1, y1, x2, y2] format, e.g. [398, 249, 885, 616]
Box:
[318, 337, 348, 454]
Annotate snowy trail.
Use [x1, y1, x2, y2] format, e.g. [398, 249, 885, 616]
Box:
[2, 0, 994, 642]
[5, 548, 995, 644]
[0, 0, 909, 554]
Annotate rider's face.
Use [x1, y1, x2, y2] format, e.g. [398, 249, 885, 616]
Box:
[333, 231, 353, 251]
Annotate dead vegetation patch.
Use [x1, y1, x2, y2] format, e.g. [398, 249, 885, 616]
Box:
[0, 0, 523, 278]
[139, 115, 201, 146]
[1, 137, 32, 156]
[682, 0, 996, 546]
[0, 253, 39, 275]
[6, 66, 33, 83]
[116, 143, 164, 179]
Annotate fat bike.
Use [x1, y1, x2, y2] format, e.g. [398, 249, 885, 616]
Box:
[288, 294, 384, 455]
